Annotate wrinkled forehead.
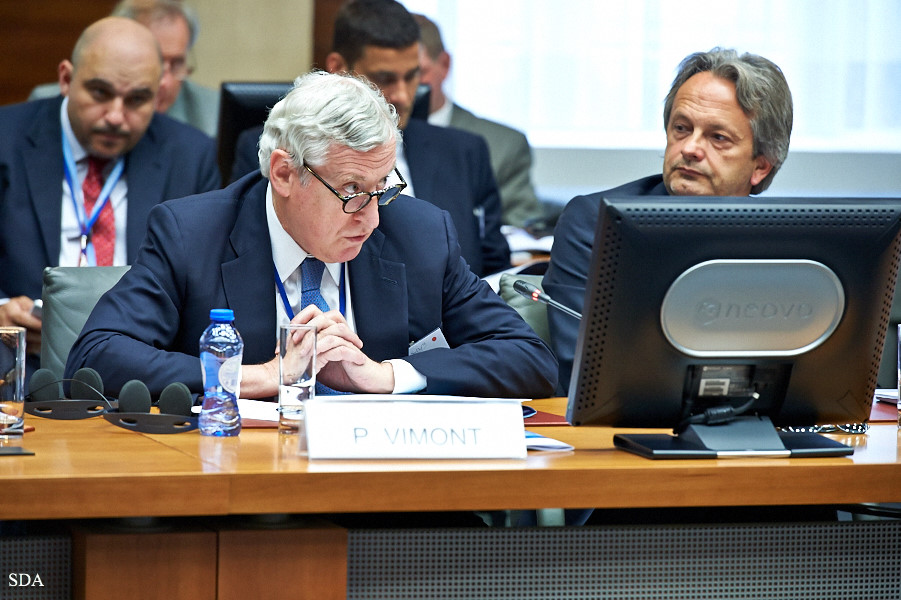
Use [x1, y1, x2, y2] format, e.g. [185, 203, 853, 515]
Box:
[320, 141, 397, 177]
[74, 34, 162, 88]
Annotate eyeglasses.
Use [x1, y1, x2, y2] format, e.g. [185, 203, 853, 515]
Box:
[162, 56, 192, 81]
[303, 163, 407, 214]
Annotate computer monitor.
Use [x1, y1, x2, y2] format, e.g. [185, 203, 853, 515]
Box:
[216, 81, 293, 183]
[566, 196, 901, 459]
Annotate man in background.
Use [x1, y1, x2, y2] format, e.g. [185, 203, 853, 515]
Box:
[413, 13, 544, 230]
[0, 16, 219, 374]
[544, 47, 793, 393]
[29, 0, 220, 138]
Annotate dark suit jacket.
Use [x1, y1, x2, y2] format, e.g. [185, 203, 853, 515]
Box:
[230, 120, 510, 277]
[65, 173, 557, 399]
[0, 97, 220, 301]
[543, 175, 668, 393]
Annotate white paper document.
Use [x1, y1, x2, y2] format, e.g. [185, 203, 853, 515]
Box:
[874, 388, 899, 404]
[502, 226, 554, 254]
[525, 430, 574, 452]
[237, 398, 279, 421]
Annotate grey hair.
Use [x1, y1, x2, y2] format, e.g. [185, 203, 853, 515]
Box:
[112, 0, 200, 48]
[663, 47, 793, 194]
[258, 71, 400, 180]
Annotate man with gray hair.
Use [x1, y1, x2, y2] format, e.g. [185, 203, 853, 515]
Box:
[413, 13, 544, 229]
[544, 47, 794, 393]
[66, 71, 557, 400]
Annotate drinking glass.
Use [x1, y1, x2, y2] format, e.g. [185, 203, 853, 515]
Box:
[0, 327, 26, 433]
[278, 324, 316, 444]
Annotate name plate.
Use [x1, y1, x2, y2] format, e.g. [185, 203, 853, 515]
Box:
[305, 395, 527, 459]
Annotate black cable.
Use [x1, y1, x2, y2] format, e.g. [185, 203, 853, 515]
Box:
[26, 378, 114, 411]
[675, 392, 760, 433]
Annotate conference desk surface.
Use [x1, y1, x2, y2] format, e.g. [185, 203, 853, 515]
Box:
[3, 398, 900, 521]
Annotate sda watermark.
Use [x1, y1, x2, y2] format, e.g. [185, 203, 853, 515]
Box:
[8, 572, 44, 587]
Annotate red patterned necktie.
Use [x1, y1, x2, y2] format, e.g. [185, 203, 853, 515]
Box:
[83, 156, 114, 266]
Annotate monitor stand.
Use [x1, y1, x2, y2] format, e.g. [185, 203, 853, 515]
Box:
[613, 415, 854, 459]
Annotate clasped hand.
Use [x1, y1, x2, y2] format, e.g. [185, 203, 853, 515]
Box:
[240, 305, 394, 399]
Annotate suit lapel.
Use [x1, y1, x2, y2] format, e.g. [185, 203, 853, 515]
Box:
[349, 229, 410, 361]
[123, 120, 167, 261]
[23, 99, 66, 267]
[448, 103, 470, 129]
[401, 120, 435, 205]
[220, 178, 277, 361]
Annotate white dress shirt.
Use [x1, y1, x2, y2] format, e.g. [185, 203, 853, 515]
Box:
[59, 97, 129, 267]
[394, 143, 415, 198]
[426, 97, 454, 128]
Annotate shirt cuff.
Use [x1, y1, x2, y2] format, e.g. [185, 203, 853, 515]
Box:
[385, 358, 427, 394]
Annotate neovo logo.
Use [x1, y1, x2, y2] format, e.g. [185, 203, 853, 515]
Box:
[695, 299, 814, 326]
[661, 259, 844, 357]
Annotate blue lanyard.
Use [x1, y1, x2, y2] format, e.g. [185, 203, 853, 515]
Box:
[61, 134, 124, 266]
[273, 261, 346, 320]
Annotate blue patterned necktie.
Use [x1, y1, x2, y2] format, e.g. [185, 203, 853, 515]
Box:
[300, 258, 330, 312]
[299, 258, 346, 395]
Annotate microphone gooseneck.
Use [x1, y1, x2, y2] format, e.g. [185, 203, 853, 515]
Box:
[513, 279, 582, 320]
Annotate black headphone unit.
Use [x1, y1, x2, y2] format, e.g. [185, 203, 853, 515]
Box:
[25, 367, 197, 434]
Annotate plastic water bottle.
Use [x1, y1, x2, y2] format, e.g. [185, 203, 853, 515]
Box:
[199, 308, 243, 436]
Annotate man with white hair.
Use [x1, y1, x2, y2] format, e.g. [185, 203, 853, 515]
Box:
[66, 71, 557, 400]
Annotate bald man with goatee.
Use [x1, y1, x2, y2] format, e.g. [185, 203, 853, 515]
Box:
[0, 16, 220, 382]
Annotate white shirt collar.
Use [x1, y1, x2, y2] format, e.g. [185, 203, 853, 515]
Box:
[60, 97, 88, 163]
[427, 96, 454, 128]
[394, 143, 415, 198]
[265, 182, 341, 286]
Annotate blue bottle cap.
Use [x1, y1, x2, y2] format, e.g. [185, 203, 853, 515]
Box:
[209, 308, 235, 322]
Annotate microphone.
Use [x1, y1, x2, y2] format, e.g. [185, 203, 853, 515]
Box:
[513, 279, 582, 320]
[157, 382, 194, 417]
[118, 379, 152, 414]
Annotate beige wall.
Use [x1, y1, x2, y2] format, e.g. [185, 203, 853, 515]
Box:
[189, 0, 314, 89]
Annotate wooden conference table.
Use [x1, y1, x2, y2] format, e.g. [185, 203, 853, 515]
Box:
[2, 397, 900, 599]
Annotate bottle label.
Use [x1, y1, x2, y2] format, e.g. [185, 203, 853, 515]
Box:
[219, 355, 242, 396]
